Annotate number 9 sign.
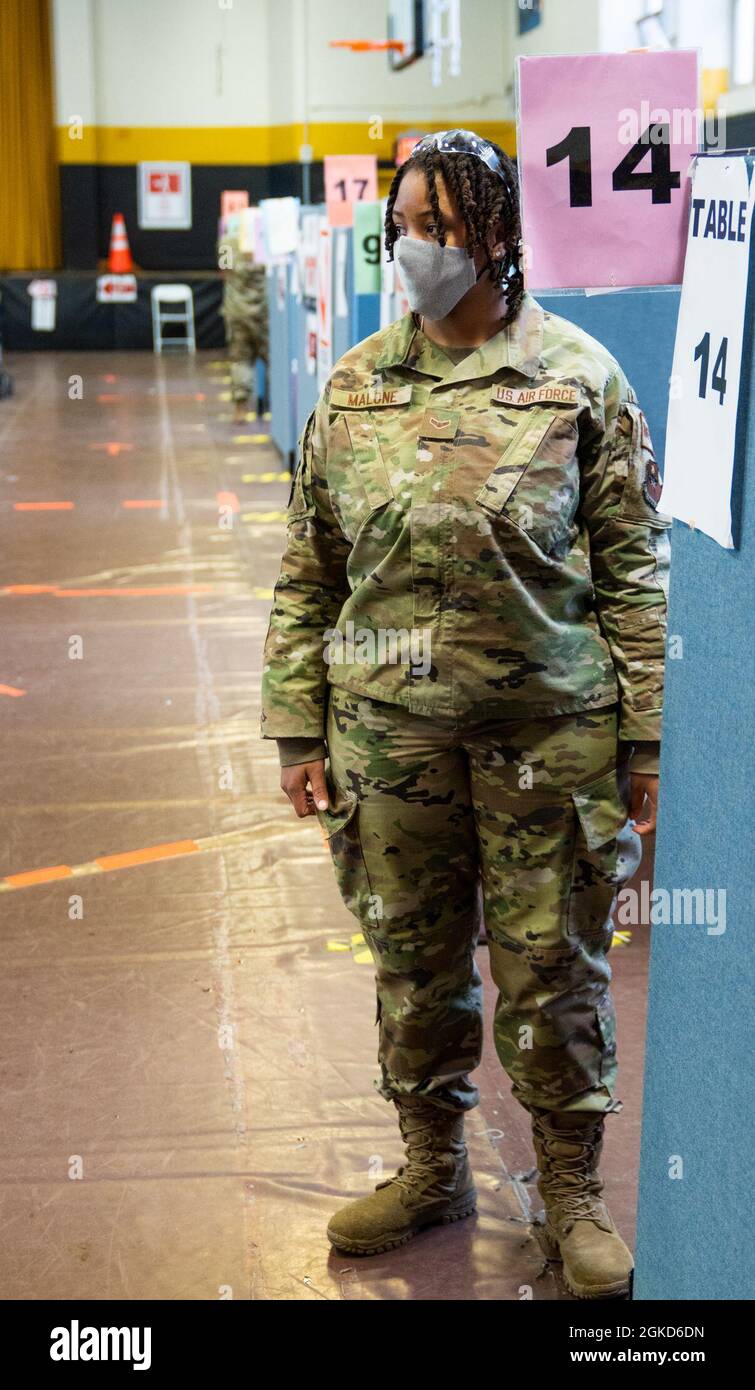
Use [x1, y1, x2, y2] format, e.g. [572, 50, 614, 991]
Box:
[517, 50, 700, 289]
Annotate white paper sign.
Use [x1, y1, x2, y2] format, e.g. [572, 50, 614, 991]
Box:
[316, 218, 333, 389]
[305, 309, 317, 375]
[276, 262, 287, 311]
[290, 251, 301, 303]
[96, 273, 137, 303]
[334, 227, 349, 318]
[260, 196, 300, 258]
[28, 279, 57, 331]
[137, 162, 192, 229]
[301, 211, 320, 302]
[662, 156, 755, 548]
[236, 206, 268, 265]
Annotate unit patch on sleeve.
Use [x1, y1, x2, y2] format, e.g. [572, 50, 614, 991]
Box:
[642, 458, 664, 510]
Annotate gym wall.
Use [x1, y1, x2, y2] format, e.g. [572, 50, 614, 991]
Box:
[52, 0, 516, 271]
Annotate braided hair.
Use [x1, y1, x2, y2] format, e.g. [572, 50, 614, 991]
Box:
[384, 136, 524, 327]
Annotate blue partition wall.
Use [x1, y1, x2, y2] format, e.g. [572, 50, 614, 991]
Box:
[537, 287, 681, 456]
[541, 281, 753, 1299]
[267, 258, 297, 462]
[631, 182, 755, 1301]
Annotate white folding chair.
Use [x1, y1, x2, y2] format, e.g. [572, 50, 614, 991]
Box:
[150, 284, 196, 353]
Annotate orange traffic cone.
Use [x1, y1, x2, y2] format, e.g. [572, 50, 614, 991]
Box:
[108, 213, 133, 273]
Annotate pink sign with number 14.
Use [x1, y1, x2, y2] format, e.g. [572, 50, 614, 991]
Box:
[517, 50, 700, 289]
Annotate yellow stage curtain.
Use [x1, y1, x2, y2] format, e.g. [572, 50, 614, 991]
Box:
[0, 0, 61, 270]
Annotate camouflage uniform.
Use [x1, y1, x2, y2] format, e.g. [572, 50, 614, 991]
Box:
[261, 291, 671, 1117]
[217, 225, 269, 405]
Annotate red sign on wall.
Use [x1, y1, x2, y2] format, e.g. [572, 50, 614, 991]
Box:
[149, 172, 180, 194]
[137, 162, 192, 229]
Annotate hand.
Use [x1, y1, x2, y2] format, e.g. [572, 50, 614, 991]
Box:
[628, 773, 659, 836]
[280, 758, 329, 818]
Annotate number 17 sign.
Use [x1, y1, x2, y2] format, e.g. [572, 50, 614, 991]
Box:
[517, 50, 699, 289]
[324, 155, 378, 229]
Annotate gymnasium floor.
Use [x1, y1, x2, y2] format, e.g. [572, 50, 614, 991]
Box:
[0, 351, 655, 1301]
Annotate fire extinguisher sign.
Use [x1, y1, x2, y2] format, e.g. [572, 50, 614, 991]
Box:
[137, 162, 192, 230]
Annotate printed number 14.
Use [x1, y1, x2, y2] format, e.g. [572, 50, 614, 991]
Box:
[545, 124, 681, 207]
[694, 332, 728, 404]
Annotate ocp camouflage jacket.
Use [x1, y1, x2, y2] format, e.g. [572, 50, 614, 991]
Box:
[260, 292, 671, 755]
[217, 230, 268, 327]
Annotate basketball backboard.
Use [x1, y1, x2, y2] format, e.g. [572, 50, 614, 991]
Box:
[387, 0, 426, 70]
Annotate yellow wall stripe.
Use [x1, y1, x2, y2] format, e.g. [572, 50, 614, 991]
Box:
[56, 120, 517, 166]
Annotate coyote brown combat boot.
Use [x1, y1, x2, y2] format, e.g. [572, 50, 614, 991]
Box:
[327, 1095, 477, 1256]
[530, 1108, 633, 1299]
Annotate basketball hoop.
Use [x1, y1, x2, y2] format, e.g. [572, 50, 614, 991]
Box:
[330, 40, 406, 54]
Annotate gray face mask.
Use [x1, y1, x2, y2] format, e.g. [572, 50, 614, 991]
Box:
[394, 235, 481, 319]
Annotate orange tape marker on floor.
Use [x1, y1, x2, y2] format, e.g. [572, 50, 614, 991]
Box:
[52, 585, 216, 597]
[0, 684, 26, 697]
[90, 443, 134, 456]
[2, 585, 56, 594]
[14, 501, 75, 511]
[121, 500, 163, 509]
[97, 394, 124, 403]
[216, 491, 240, 512]
[5, 864, 73, 888]
[1, 823, 296, 893]
[0, 584, 215, 598]
[95, 839, 199, 872]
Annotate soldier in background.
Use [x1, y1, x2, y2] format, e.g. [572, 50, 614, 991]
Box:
[217, 215, 269, 423]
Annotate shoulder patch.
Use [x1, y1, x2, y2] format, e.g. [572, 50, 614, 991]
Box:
[642, 458, 663, 510]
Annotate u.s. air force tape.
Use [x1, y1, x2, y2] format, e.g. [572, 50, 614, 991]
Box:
[491, 385, 580, 406]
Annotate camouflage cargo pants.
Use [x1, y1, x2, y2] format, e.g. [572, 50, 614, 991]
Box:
[224, 315, 268, 403]
[316, 686, 642, 1117]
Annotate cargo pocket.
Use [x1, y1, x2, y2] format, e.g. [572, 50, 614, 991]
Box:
[596, 991, 618, 1090]
[476, 407, 579, 553]
[315, 768, 373, 921]
[566, 766, 640, 941]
